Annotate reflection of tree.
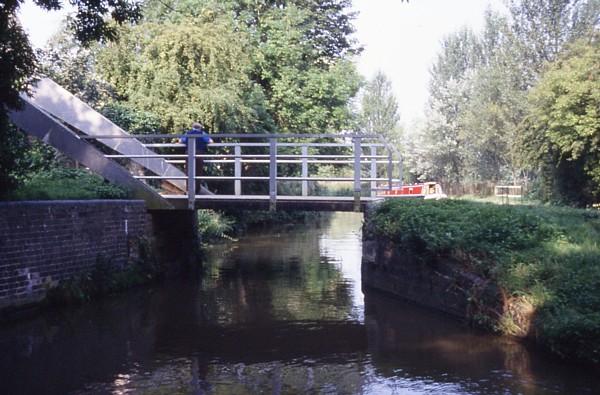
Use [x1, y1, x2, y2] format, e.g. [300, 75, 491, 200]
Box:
[200, 220, 356, 324]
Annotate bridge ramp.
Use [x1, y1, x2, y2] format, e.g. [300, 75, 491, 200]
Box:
[9, 99, 172, 210]
[26, 78, 188, 194]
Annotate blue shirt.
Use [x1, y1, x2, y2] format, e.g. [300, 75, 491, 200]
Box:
[181, 129, 212, 153]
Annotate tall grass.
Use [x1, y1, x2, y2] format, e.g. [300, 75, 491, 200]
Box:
[370, 199, 600, 363]
[197, 210, 235, 243]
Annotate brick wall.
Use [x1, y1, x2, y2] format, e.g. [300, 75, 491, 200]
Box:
[0, 200, 150, 310]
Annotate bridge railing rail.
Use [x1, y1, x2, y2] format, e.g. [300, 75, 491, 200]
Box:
[81, 133, 402, 210]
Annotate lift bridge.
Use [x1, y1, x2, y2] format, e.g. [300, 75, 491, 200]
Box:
[9, 78, 402, 212]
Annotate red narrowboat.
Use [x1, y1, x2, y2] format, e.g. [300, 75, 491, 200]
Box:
[377, 182, 447, 200]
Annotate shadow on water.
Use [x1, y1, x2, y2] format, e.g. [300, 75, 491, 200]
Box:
[0, 212, 599, 394]
[364, 289, 600, 394]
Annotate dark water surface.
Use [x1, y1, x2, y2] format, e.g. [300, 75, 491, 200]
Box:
[1, 212, 599, 394]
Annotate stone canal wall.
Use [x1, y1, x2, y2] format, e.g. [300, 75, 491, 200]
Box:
[0, 200, 151, 311]
[361, 208, 504, 323]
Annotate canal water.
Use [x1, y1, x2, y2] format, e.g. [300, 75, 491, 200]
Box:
[1, 212, 599, 394]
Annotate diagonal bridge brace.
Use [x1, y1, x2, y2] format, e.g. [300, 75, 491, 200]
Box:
[24, 78, 190, 194]
[8, 99, 173, 210]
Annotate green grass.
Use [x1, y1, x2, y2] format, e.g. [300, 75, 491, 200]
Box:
[4, 167, 128, 200]
[370, 199, 600, 363]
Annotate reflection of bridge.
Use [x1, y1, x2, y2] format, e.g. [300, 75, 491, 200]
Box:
[9, 78, 402, 212]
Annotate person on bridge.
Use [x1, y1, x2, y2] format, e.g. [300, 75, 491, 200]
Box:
[181, 122, 213, 193]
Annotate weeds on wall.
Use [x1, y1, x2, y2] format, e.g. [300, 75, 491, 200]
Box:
[47, 237, 161, 304]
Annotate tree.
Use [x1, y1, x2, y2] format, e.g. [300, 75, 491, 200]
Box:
[101, 0, 361, 134]
[253, 4, 360, 133]
[144, 0, 361, 63]
[40, 26, 115, 107]
[414, 28, 482, 185]
[410, 0, 599, 193]
[0, 0, 141, 193]
[507, 0, 600, 83]
[359, 71, 401, 146]
[460, 10, 527, 184]
[98, 15, 271, 133]
[0, 9, 37, 192]
[521, 38, 600, 205]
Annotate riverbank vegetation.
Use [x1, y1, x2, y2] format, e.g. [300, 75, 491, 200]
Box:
[370, 198, 600, 363]
[5, 167, 128, 201]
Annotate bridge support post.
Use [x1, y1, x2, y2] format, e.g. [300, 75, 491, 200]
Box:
[234, 145, 242, 196]
[149, 209, 200, 274]
[187, 136, 196, 210]
[269, 138, 277, 211]
[301, 145, 308, 197]
[353, 137, 362, 212]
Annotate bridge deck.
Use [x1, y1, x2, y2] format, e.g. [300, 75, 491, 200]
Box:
[163, 194, 380, 211]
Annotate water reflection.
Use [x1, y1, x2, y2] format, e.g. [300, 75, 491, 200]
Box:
[364, 290, 599, 395]
[0, 212, 598, 394]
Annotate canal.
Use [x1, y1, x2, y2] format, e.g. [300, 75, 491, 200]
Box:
[1, 212, 598, 394]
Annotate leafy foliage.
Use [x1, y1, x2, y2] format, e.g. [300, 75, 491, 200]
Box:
[371, 199, 550, 265]
[101, 0, 361, 134]
[98, 15, 268, 133]
[40, 26, 115, 107]
[43, 0, 142, 43]
[521, 37, 600, 205]
[0, 7, 37, 192]
[6, 167, 128, 200]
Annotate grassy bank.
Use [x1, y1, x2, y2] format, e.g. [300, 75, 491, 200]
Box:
[370, 199, 600, 363]
[3, 168, 128, 201]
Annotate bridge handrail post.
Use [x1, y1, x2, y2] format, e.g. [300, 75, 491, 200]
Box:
[353, 136, 362, 211]
[301, 145, 308, 197]
[234, 145, 242, 196]
[398, 154, 403, 189]
[187, 136, 196, 209]
[370, 145, 377, 197]
[387, 149, 393, 190]
[269, 138, 277, 211]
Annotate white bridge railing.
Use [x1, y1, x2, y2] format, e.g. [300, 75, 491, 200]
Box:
[82, 133, 402, 210]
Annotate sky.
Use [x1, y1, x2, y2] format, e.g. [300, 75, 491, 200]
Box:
[352, 0, 505, 126]
[18, 0, 505, 127]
